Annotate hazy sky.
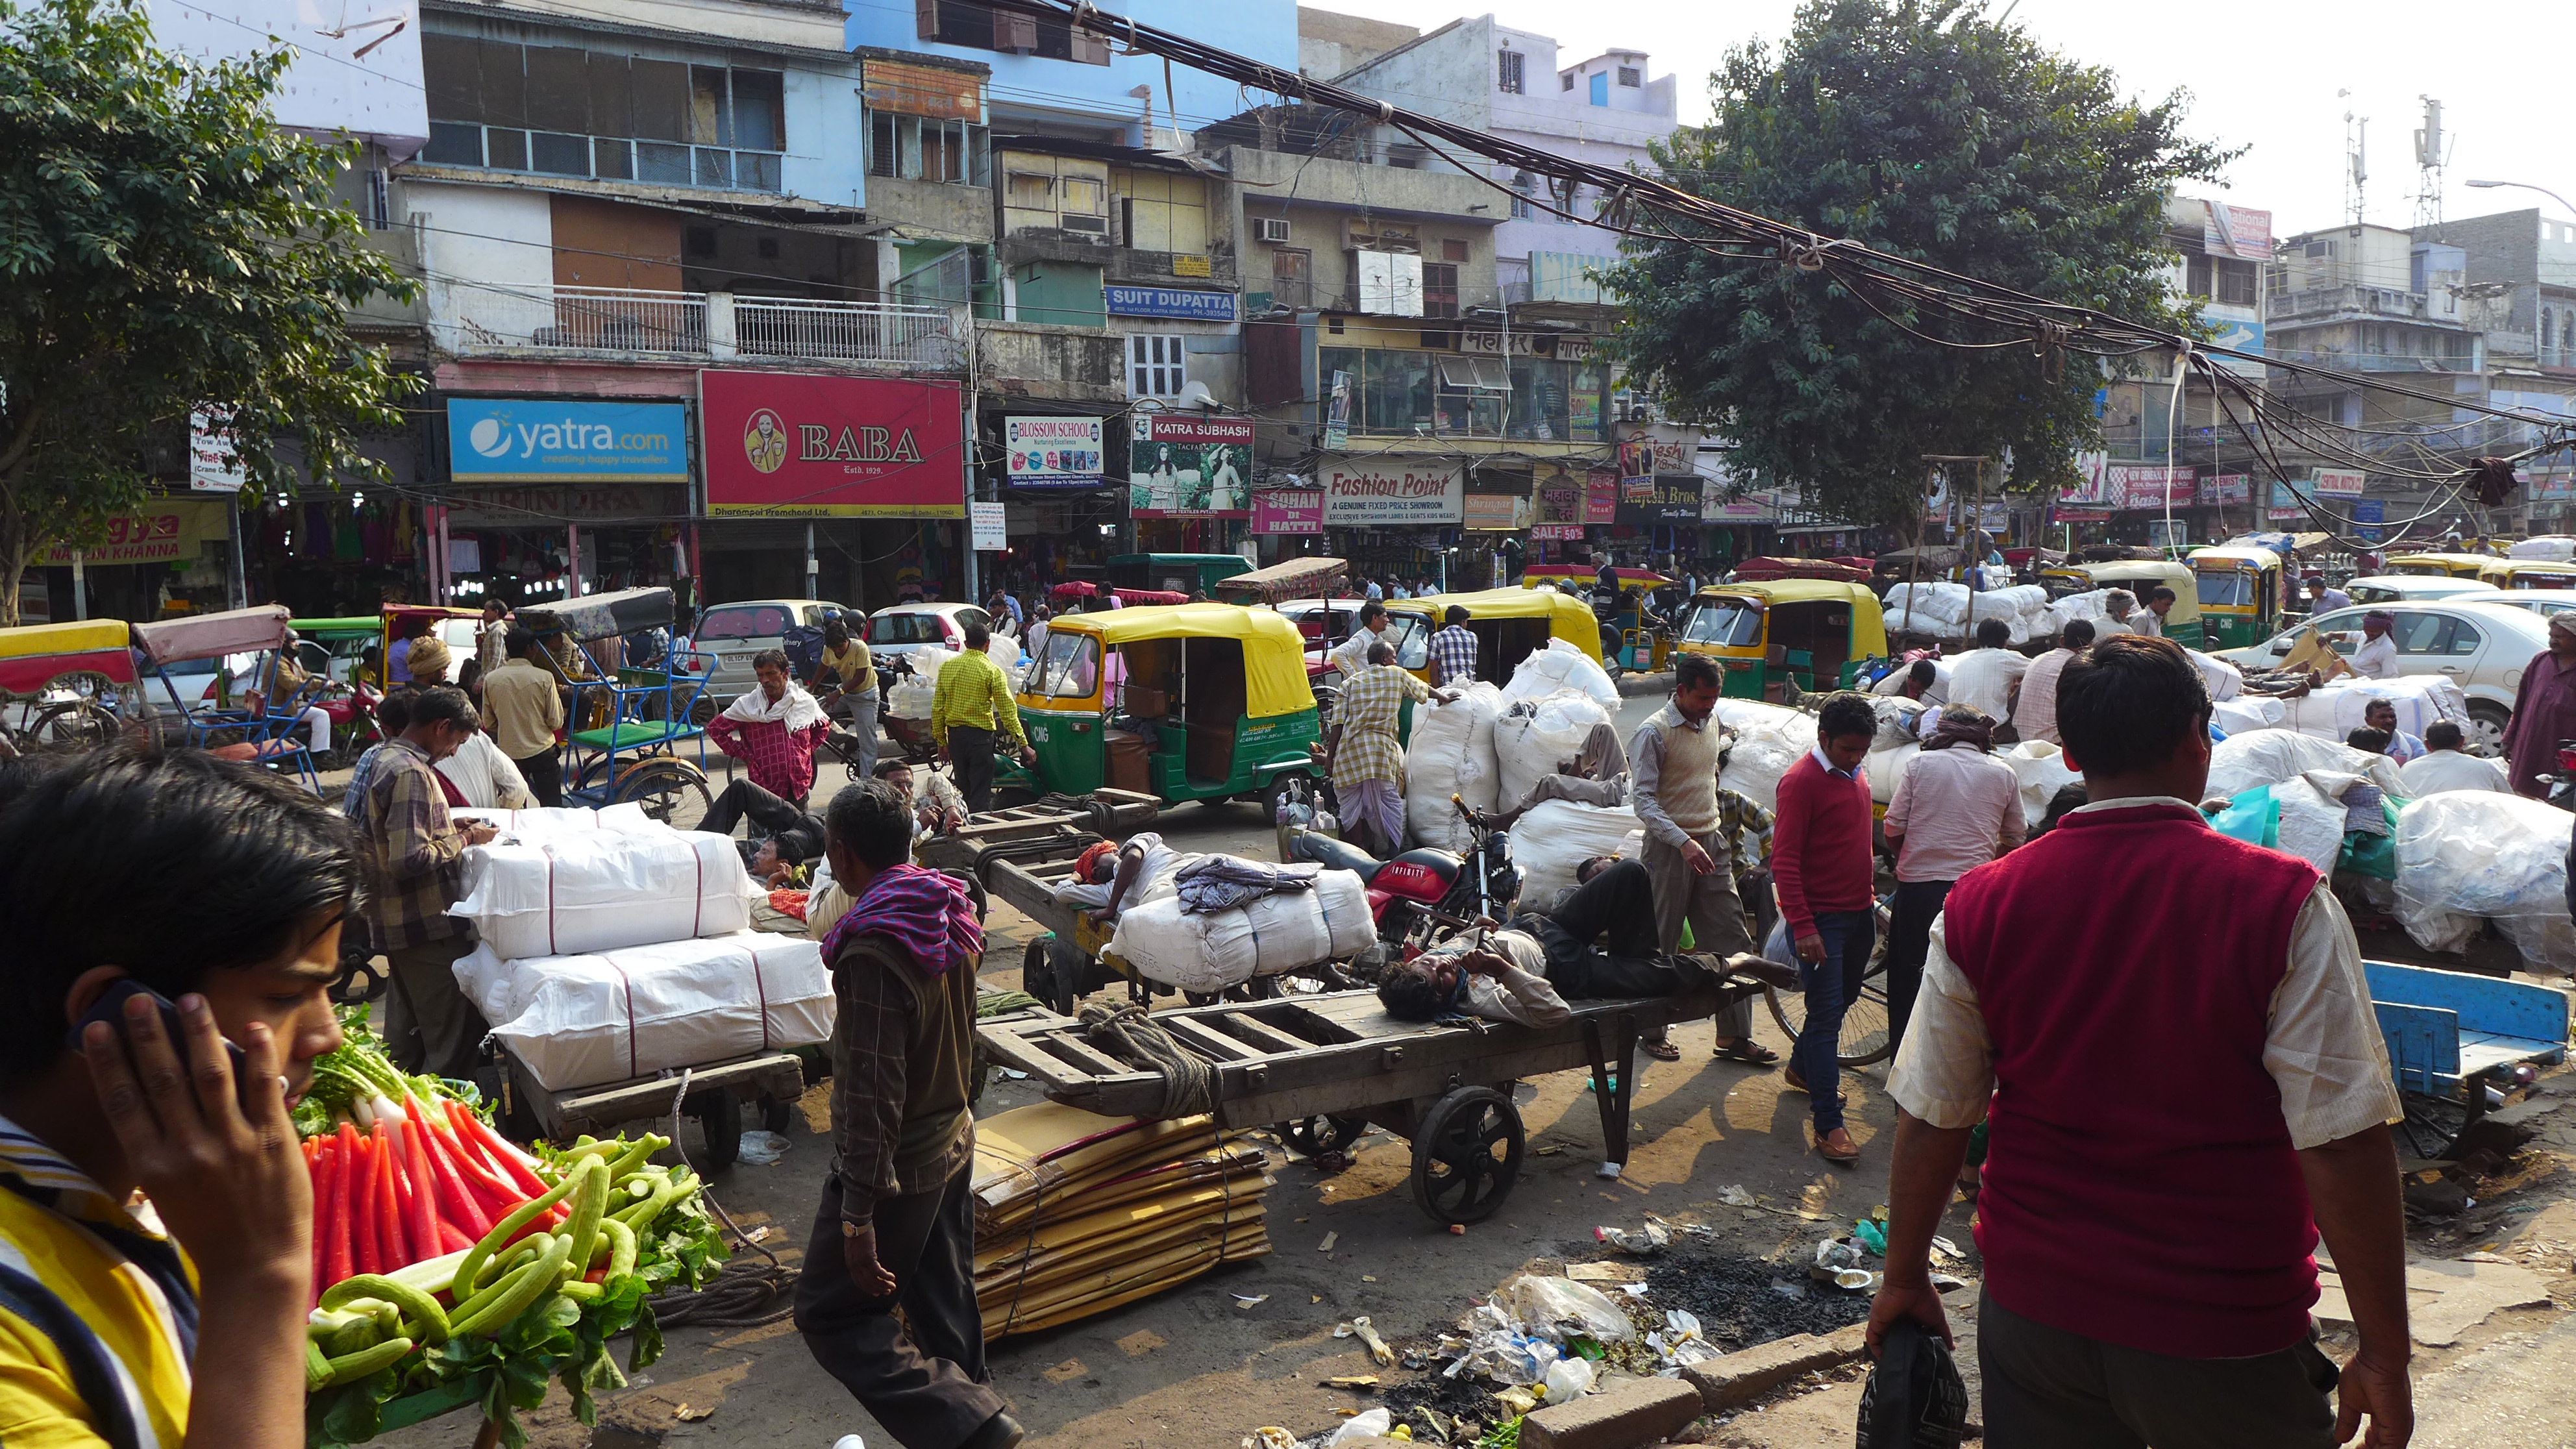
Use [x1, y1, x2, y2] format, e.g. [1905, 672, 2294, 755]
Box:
[1341, 0, 2573, 241]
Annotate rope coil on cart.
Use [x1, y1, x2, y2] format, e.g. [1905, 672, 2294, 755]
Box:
[1077, 1002, 1217, 1118]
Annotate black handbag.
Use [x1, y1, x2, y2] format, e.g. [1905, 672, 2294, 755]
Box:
[1857, 1318, 1969, 1449]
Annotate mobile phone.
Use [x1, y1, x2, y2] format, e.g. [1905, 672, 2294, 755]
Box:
[68, 978, 250, 1091]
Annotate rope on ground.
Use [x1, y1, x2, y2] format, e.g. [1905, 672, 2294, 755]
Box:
[637, 1066, 799, 1331]
[1077, 1001, 1217, 1118]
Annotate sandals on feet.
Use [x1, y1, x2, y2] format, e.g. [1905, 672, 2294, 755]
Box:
[1641, 1039, 1683, 1061]
[1713, 1039, 1779, 1065]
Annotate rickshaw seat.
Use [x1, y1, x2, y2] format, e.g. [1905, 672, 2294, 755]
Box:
[571, 719, 699, 752]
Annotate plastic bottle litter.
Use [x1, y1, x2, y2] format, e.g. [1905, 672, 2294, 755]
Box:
[1326, 1407, 1393, 1445]
[738, 1130, 790, 1165]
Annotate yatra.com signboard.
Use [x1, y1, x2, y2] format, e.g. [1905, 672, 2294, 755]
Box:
[1320, 458, 1463, 526]
[700, 371, 965, 517]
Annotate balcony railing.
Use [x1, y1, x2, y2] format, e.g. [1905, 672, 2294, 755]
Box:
[2263, 345, 2478, 374]
[432, 282, 960, 367]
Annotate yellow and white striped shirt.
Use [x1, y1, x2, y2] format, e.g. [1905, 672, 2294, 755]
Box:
[0, 1113, 196, 1449]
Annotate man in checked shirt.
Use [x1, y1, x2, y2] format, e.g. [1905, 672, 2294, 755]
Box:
[1429, 605, 1481, 687]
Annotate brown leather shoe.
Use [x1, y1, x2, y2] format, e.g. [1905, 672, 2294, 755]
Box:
[1720, 952, 1800, 989]
[1816, 1127, 1861, 1165]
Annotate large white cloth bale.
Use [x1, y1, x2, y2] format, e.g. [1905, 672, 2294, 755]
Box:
[2001, 741, 2081, 830]
[1511, 800, 1648, 906]
[1494, 690, 1614, 812]
[1406, 682, 1504, 852]
[453, 802, 660, 838]
[450, 828, 759, 960]
[1502, 638, 1620, 712]
[1108, 868, 1375, 995]
[2206, 730, 2400, 803]
[457, 930, 832, 1091]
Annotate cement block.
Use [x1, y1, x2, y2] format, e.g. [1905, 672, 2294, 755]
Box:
[1678, 1332, 1845, 1411]
[1518, 1376, 1707, 1449]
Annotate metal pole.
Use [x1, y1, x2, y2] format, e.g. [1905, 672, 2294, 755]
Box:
[567, 523, 582, 599]
[71, 551, 86, 621]
[227, 495, 247, 609]
[805, 522, 818, 601]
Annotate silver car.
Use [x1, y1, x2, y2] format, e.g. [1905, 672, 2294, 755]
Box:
[683, 598, 846, 702]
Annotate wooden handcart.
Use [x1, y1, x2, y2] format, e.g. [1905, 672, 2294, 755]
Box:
[493, 1043, 808, 1169]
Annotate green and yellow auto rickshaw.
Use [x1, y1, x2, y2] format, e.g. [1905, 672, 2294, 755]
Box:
[1674, 581, 1890, 701]
[2040, 560, 2206, 647]
[1383, 586, 1604, 686]
[2388, 553, 2499, 580]
[1010, 603, 1323, 819]
[2186, 547, 2285, 650]
[1108, 552, 1256, 597]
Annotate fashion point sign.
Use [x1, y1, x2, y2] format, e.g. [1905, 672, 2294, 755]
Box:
[700, 371, 965, 517]
[1319, 458, 1463, 525]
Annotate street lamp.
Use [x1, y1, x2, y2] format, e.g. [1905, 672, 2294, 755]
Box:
[2466, 178, 2576, 216]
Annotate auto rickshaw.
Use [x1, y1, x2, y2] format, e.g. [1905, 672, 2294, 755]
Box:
[1383, 586, 1603, 686]
[1107, 552, 1254, 597]
[1010, 603, 1322, 820]
[1519, 564, 1674, 671]
[1674, 581, 1890, 702]
[2039, 560, 2206, 647]
[0, 619, 140, 754]
[2479, 559, 2576, 591]
[2388, 553, 2499, 580]
[2186, 547, 2285, 649]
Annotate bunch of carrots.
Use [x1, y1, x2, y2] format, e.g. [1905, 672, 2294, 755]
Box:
[303, 1095, 571, 1301]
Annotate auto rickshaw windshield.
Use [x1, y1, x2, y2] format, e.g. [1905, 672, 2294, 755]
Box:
[2197, 571, 2257, 607]
[1029, 632, 1101, 697]
[1682, 601, 1765, 647]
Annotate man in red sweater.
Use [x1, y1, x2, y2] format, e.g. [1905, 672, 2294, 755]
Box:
[1869, 635, 2411, 1448]
[1772, 691, 1880, 1165]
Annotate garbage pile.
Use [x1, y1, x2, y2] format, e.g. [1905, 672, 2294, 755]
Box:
[970, 1103, 1272, 1339]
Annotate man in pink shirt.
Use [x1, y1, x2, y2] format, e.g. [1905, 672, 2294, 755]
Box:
[1881, 703, 2024, 1053]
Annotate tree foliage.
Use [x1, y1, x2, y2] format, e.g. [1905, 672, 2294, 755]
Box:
[0, 0, 416, 622]
[1602, 0, 2235, 536]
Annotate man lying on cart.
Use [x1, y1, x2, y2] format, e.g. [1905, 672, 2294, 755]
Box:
[1376, 856, 1795, 1025]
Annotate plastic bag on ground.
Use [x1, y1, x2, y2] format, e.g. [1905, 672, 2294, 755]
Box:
[1499, 1273, 1635, 1343]
[456, 929, 834, 1091]
[1405, 682, 1504, 852]
[1325, 1409, 1392, 1446]
[2395, 792, 2576, 971]
[1493, 689, 1614, 811]
[1542, 1355, 1596, 1401]
[2000, 741, 2082, 830]
[1502, 637, 1620, 712]
[1108, 867, 1374, 994]
[450, 827, 759, 960]
[1512, 800, 1646, 906]
[2206, 730, 2400, 803]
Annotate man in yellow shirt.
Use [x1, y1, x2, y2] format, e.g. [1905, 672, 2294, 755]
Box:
[481, 628, 567, 806]
[0, 747, 358, 1449]
[808, 617, 879, 779]
[930, 621, 1031, 813]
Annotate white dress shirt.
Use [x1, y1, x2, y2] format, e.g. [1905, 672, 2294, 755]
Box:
[1946, 647, 2029, 723]
[2396, 749, 2510, 797]
[1888, 797, 2403, 1151]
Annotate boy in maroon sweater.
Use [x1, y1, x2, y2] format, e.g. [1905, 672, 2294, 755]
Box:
[1772, 691, 1880, 1165]
[1870, 635, 2410, 1449]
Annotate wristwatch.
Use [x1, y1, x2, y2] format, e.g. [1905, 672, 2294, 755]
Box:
[839, 1220, 867, 1237]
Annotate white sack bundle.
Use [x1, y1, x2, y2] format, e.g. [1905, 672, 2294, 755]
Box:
[450, 827, 758, 960]
[1406, 682, 1505, 852]
[457, 930, 832, 1091]
[1109, 868, 1375, 995]
[1494, 689, 1615, 811]
[1511, 799, 1647, 907]
[1502, 638, 1620, 712]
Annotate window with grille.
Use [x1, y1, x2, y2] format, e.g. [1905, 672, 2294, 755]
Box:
[2186, 253, 2213, 298]
[869, 111, 987, 184]
[419, 35, 786, 192]
[1422, 263, 1459, 318]
[1509, 172, 1535, 221]
[1129, 334, 1187, 397]
[1497, 50, 1525, 93]
[1561, 72, 1575, 91]
[1617, 66, 1641, 87]
[2214, 258, 2258, 307]
[920, 1, 1109, 63]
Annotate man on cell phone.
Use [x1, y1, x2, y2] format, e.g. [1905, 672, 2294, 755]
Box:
[0, 747, 359, 1449]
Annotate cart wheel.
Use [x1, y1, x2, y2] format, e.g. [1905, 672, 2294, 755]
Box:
[1283, 1115, 1367, 1158]
[1182, 989, 1222, 1007]
[1021, 937, 1056, 1004]
[760, 1094, 793, 1135]
[612, 758, 715, 828]
[1411, 1085, 1525, 1226]
[27, 699, 117, 753]
[330, 948, 390, 1006]
[688, 1086, 741, 1170]
[689, 695, 719, 727]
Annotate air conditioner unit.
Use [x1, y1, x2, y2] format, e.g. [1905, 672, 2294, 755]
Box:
[1254, 217, 1292, 245]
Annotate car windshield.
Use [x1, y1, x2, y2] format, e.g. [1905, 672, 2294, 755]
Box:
[2196, 571, 2255, 607]
[1387, 613, 1431, 671]
[2347, 582, 2408, 604]
[697, 605, 790, 640]
[1029, 632, 1100, 698]
[871, 612, 949, 646]
[1681, 601, 1765, 647]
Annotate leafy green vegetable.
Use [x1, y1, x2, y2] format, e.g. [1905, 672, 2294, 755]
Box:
[293, 1006, 488, 1140]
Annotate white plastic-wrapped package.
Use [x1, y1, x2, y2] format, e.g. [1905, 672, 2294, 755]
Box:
[2212, 696, 2285, 736]
[2205, 730, 2399, 803]
[886, 645, 1022, 720]
[2395, 791, 2576, 971]
[2266, 774, 2356, 875]
[2001, 741, 2082, 830]
[1716, 700, 1819, 813]
[2277, 677, 2468, 744]
[1966, 585, 2050, 621]
[2050, 589, 2119, 623]
[1886, 608, 1957, 638]
[453, 802, 660, 837]
[1502, 638, 1620, 712]
[2510, 536, 2576, 561]
[1863, 742, 1918, 805]
[1108, 867, 1374, 994]
[450, 828, 759, 960]
[1883, 582, 1969, 628]
[1406, 682, 1504, 852]
[1510, 799, 1648, 906]
[456, 930, 832, 1091]
[1494, 690, 1615, 810]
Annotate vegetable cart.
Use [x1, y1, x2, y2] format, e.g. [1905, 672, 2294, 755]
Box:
[974, 972, 1772, 1226]
[517, 587, 715, 824]
[493, 1042, 810, 1173]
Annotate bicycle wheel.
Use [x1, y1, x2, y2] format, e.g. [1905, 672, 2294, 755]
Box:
[1763, 917, 1896, 1069]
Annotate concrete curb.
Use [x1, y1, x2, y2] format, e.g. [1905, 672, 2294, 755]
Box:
[1519, 1376, 1707, 1449]
[1681, 1286, 1980, 1414]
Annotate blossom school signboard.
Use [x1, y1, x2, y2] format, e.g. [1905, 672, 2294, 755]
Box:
[1319, 458, 1463, 526]
[700, 371, 965, 517]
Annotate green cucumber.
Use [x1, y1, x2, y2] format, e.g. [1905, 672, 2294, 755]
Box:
[304, 1339, 334, 1393]
[451, 1230, 574, 1339]
[317, 1274, 453, 1346]
[559, 1158, 610, 1282]
[601, 1134, 666, 1181]
[317, 1335, 414, 1388]
[450, 1166, 586, 1303]
[597, 1217, 638, 1279]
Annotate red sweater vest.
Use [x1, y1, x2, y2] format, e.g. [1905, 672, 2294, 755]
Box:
[1940, 802, 2322, 1357]
[1771, 754, 1876, 933]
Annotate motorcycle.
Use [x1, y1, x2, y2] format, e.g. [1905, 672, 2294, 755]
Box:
[1285, 795, 1520, 960]
[2545, 739, 2576, 812]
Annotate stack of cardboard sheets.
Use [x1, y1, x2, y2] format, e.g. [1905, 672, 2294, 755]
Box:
[971, 1104, 1273, 1339]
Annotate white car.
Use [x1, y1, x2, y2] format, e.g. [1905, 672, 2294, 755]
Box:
[2340, 575, 2502, 606]
[680, 598, 847, 702]
[867, 602, 1004, 671]
[1274, 598, 1430, 678]
[2220, 600, 2553, 748]
[2459, 589, 2576, 622]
